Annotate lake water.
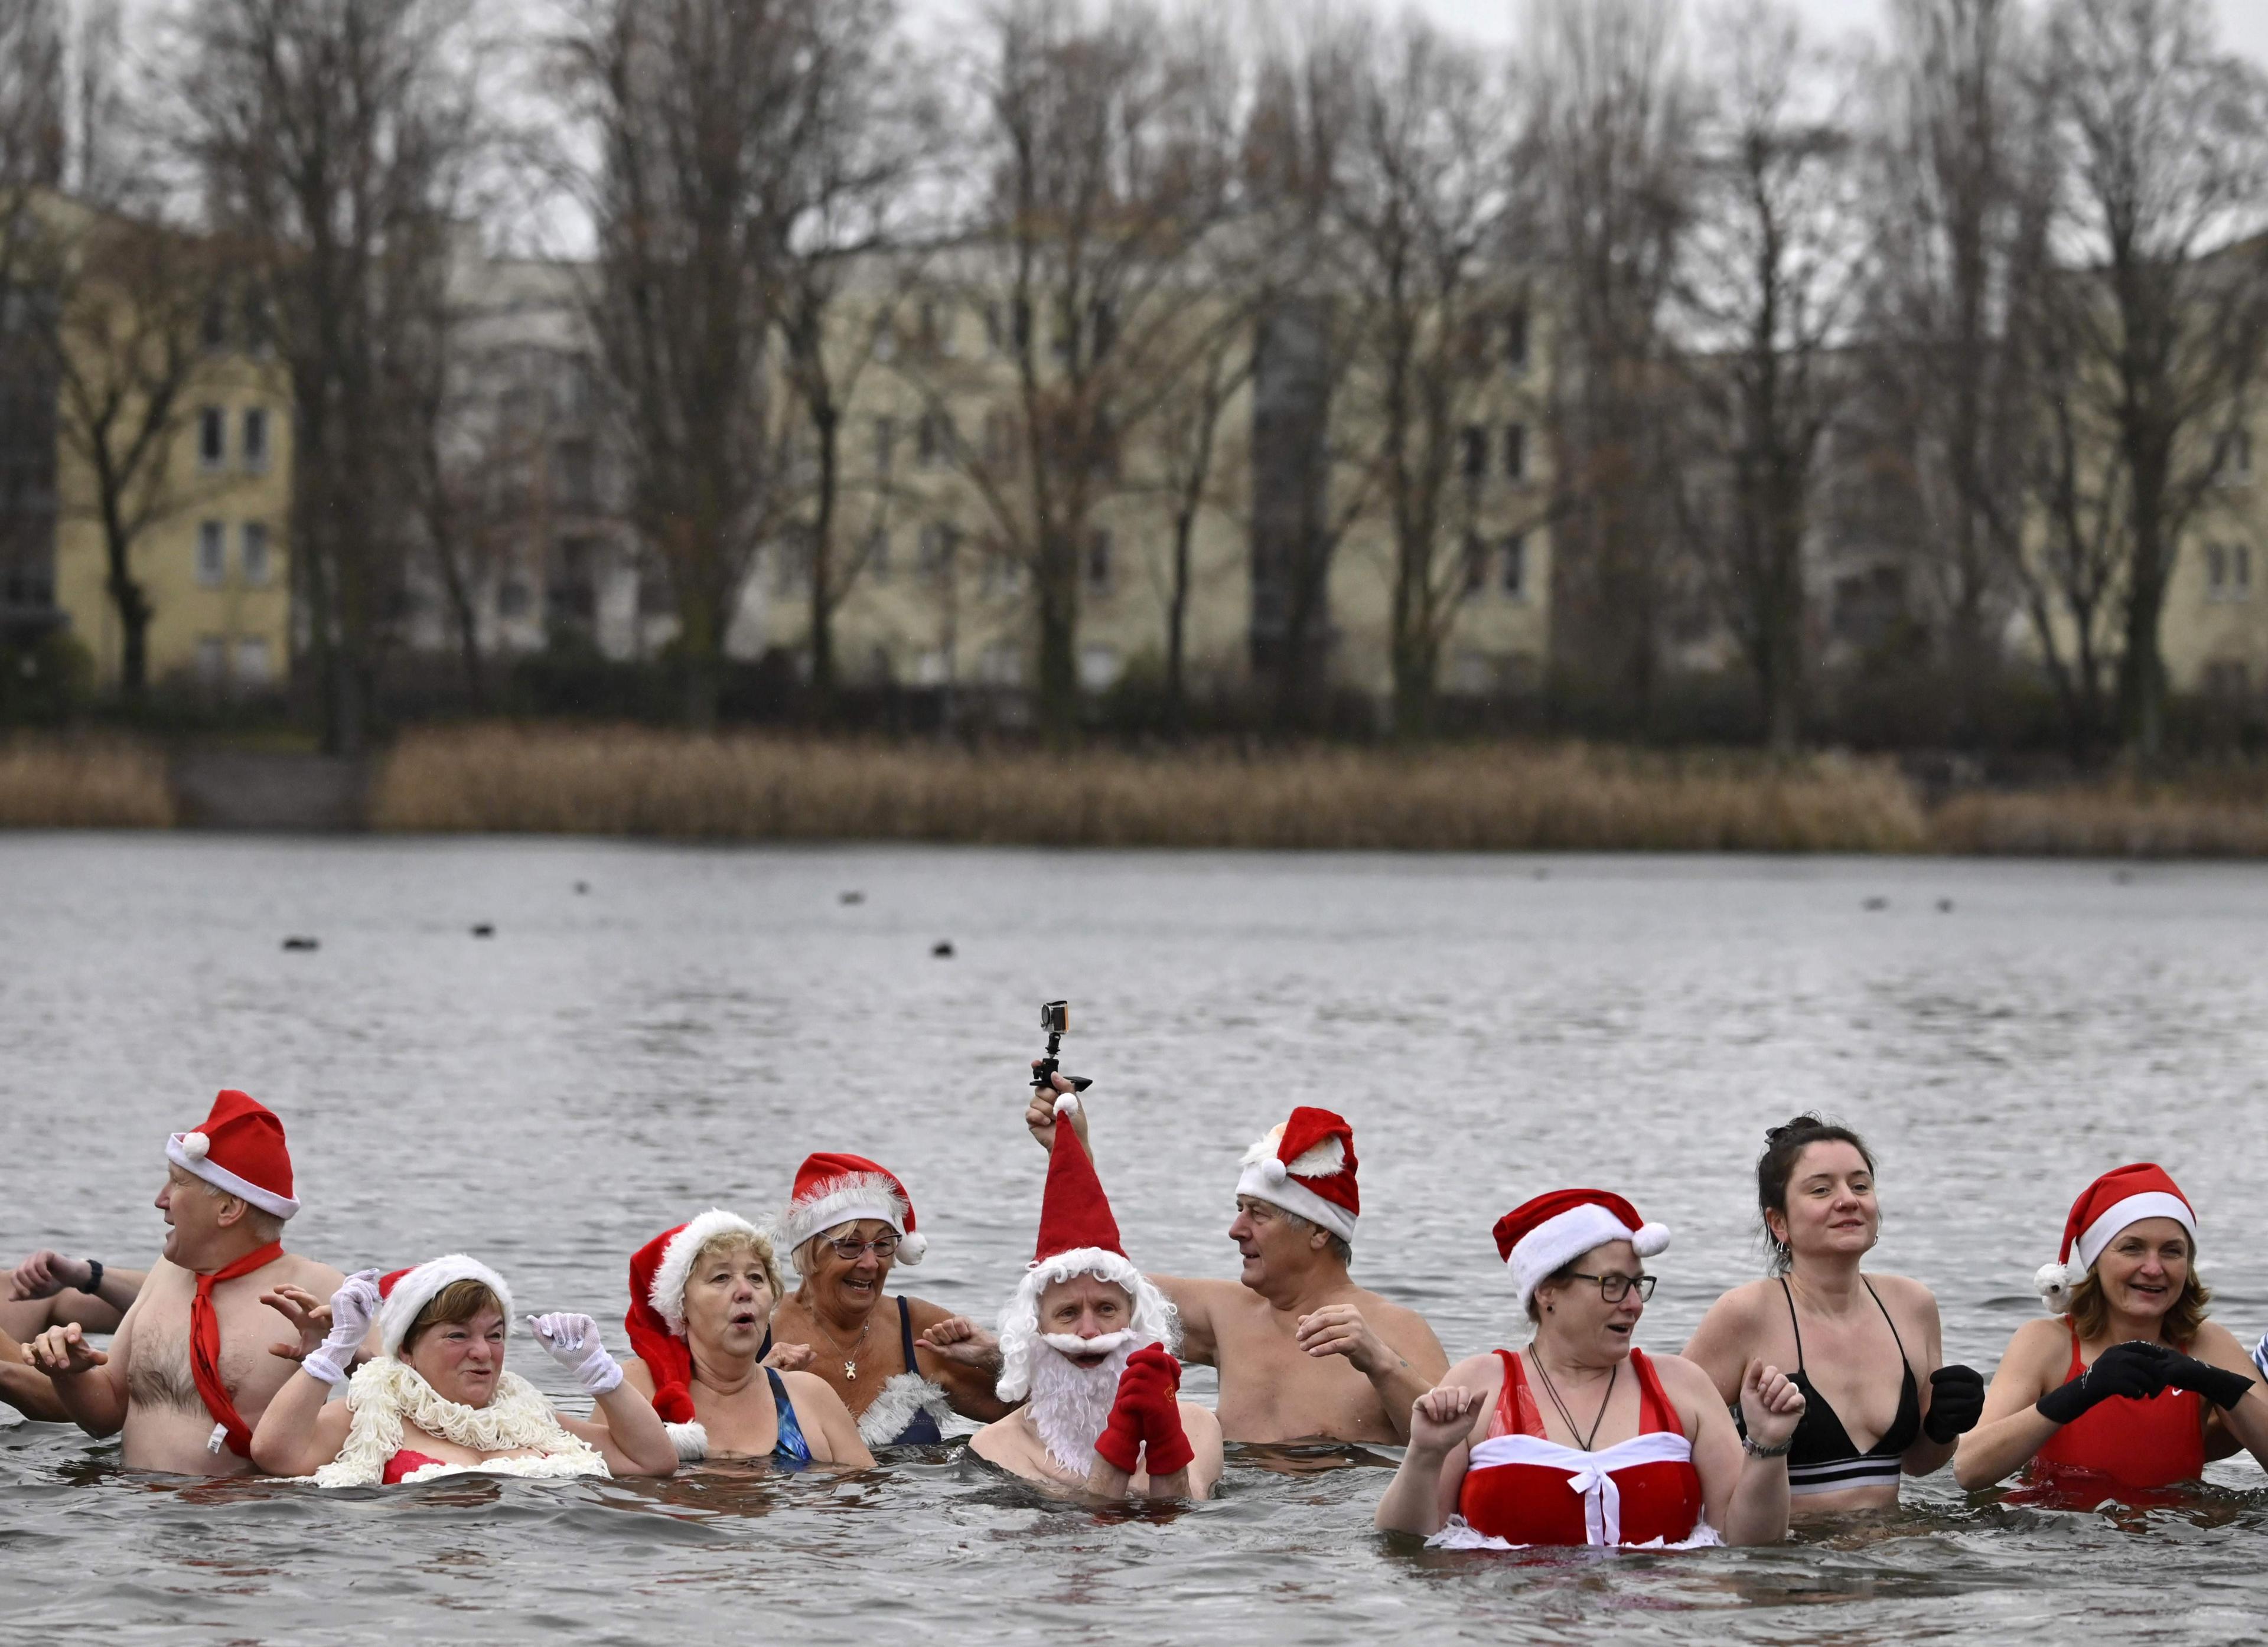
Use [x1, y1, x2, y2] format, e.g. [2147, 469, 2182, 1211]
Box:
[3, 837, 2266, 1644]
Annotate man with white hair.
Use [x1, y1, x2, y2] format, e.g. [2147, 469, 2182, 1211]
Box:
[25, 1091, 356, 1475]
[974, 1095, 1223, 1499]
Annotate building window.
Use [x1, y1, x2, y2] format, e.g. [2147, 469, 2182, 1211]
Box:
[2236, 543, 2254, 600]
[553, 439, 595, 510]
[984, 408, 1016, 469]
[1085, 529, 1113, 596]
[1504, 423, 1527, 483]
[1090, 300, 1117, 360]
[1503, 532, 1527, 600]
[198, 407, 226, 470]
[980, 640, 1024, 686]
[1079, 644, 1120, 690]
[874, 416, 896, 474]
[1505, 305, 1530, 373]
[1463, 530, 1487, 594]
[200, 295, 228, 353]
[196, 520, 227, 586]
[918, 521, 958, 577]
[983, 550, 1026, 597]
[234, 637, 272, 684]
[195, 636, 226, 683]
[498, 575, 533, 618]
[242, 407, 269, 472]
[917, 411, 952, 468]
[241, 522, 271, 586]
[2218, 429, 2254, 484]
[1461, 426, 1488, 482]
[862, 526, 889, 583]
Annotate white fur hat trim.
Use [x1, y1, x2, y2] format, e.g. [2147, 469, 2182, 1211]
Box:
[164, 1131, 300, 1219]
[1506, 1203, 1670, 1317]
[649, 1209, 767, 1336]
[378, 1254, 514, 1358]
[775, 1175, 917, 1266]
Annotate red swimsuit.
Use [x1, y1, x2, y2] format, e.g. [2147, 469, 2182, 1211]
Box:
[2030, 1323, 2205, 1492]
[1456, 1348, 1707, 1547]
[383, 1449, 449, 1485]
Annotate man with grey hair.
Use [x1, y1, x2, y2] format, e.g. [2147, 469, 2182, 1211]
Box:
[1028, 1078, 1446, 1446]
[25, 1090, 357, 1475]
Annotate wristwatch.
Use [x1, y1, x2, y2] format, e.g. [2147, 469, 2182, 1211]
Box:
[1742, 1433, 1793, 1459]
[82, 1259, 105, 1296]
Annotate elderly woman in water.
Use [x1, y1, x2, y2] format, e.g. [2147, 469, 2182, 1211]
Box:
[1376, 1190, 1806, 1548]
[610, 1210, 870, 1468]
[766, 1154, 1014, 1449]
[1956, 1163, 2268, 1495]
[252, 1255, 679, 1484]
[1683, 1117, 1985, 1512]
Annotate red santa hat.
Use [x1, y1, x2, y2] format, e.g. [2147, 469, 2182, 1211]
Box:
[376, 1254, 514, 1358]
[165, 1089, 299, 1220]
[774, 1153, 927, 1267]
[1236, 1107, 1360, 1245]
[1493, 1189, 1671, 1317]
[2035, 1162, 2198, 1311]
[624, 1209, 769, 1461]
[996, 1094, 1176, 1402]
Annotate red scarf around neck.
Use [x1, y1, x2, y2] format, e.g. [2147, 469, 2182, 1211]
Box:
[190, 1240, 285, 1458]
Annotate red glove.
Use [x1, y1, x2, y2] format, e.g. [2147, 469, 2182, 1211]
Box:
[1094, 1345, 1193, 1478]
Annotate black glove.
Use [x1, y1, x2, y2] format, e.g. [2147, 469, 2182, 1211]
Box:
[2158, 1351, 2256, 1411]
[2035, 1340, 2173, 1426]
[1922, 1364, 1987, 1443]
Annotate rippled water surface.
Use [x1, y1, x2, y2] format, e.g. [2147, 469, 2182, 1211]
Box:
[5, 837, 2267, 1644]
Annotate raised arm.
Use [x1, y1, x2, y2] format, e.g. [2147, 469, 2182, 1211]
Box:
[529, 1313, 679, 1478]
[9, 1250, 145, 1329]
[1374, 1365, 1491, 1536]
[1682, 1353, 1801, 1547]
[908, 1298, 1013, 1420]
[1954, 1320, 2177, 1491]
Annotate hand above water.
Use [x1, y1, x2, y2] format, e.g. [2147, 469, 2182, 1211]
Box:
[761, 1339, 817, 1372]
[1025, 1068, 1090, 1152]
[528, 1312, 625, 1396]
[1739, 1359, 1806, 1450]
[9, 1250, 93, 1301]
[24, 1322, 107, 1378]
[1295, 1304, 1392, 1374]
[1922, 1364, 1987, 1443]
[1406, 1384, 1481, 1457]
[919, 1315, 1002, 1372]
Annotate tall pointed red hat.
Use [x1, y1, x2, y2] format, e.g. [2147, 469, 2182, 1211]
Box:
[1034, 1096, 1126, 1266]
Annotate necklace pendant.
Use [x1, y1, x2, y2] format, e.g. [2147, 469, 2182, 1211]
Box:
[844, 1359, 857, 1380]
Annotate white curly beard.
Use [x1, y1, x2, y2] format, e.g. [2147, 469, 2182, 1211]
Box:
[1026, 1339, 1137, 1477]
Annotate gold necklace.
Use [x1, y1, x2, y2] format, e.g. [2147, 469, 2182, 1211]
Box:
[803, 1306, 873, 1381]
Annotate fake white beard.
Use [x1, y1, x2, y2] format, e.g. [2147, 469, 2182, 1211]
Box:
[1038, 1330, 1136, 1356]
[1026, 1338, 1138, 1477]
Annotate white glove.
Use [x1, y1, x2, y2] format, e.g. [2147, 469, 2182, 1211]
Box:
[304, 1268, 383, 1387]
[527, 1312, 623, 1395]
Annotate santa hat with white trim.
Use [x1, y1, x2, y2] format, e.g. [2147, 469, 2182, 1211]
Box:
[995, 1094, 1177, 1403]
[774, 1153, 927, 1267]
[1237, 1107, 1360, 1245]
[377, 1255, 514, 1358]
[1493, 1189, 1671, 1317]
[165, 1089, 299, 1221]
[2034, 1162, 2198, 1312]
[624, 1209, 770, 1461]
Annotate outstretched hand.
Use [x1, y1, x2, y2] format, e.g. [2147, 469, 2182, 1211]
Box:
[918, 1315, 1002, 1371]
[25, 1322, 107, 1377]
[761, 1339, 817, 1372]
[1295, 1304, 1389, 1373]
[1407, 1385, 1480, 1454]
[9, 1250, 92, 1302]
[528, 1312, 625, 1396]
[1025, 1069, 1090, 1152]
[261, 1283, 334, 1364]
[1740, 1358, 1806, 1450]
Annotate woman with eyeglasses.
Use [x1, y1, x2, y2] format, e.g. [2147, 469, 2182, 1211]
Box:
[1376, 1190, 1806, 1548]
[767, 1153, 1015, 1449]
[1681, 1117, 1985, 1512]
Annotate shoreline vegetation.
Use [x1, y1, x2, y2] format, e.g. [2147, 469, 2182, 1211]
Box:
[6, 724, 2268, 856]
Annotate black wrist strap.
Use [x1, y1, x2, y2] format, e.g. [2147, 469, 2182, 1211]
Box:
[83, 1259, 105, 1296]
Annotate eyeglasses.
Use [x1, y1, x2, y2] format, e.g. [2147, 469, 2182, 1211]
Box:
[826, 1234, 901, 1260]
[1562, 1272, 1656, 1303]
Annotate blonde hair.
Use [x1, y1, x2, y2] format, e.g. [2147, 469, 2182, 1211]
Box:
[2068, 1239, 2211, 1348]
[402, 1279, 507, 1354]
[692, 1231, 783, 1303]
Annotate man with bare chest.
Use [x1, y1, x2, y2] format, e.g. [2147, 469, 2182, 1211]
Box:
[27, 1091, 350, 1476]
[1027, 1081, 1448, 1446]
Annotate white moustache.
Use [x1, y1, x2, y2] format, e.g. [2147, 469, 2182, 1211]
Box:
[1040, 1330, 1138, 1356]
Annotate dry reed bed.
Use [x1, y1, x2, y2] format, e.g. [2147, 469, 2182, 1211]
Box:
[0, 738, 176, 828]
[1933, 788, 2268, 857]
[370, 726, 1931, 852]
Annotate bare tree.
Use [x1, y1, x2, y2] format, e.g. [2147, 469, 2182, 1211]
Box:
[1864, 0, 2057, 737]
[0, 1, 65, 648]
[2046, 0, 2268, 758]
[175, 0, 482, 754]
[927, 0, 1241, 743]
[1146, 295, 1253, 726]
[0, 0, 64, 282]
[1328, 14, 1537, 738]
[1673, 0, 1869, 752]
[558, 0, 816, 728]
[1528, 0, 1697, 732]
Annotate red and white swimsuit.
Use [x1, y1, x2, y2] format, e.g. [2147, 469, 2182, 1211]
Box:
[1452, 1348, 1710, 1548]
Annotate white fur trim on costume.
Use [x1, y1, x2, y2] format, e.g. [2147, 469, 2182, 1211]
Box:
[2034, 1261, 2077, 1312]
[1506, 1204, 1669, 1317]
[994, 1248, 1179, 1403]
[2074, 1192, 2197, 1273]
[856, 1372, 956, 1448]
[649, 1209, 768, 1335]
[1234, 1159, 1357, 1244]
[665, 1421, 711, 1463]
[165, 1132, 299, 1219]
[377, 1255, 514, 1358]
[308, 1357, 606, 1488]
[777, 1175, 913, 1269]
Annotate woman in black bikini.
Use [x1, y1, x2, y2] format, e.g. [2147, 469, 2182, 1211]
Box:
[1683, 1117, 1987, 1512]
